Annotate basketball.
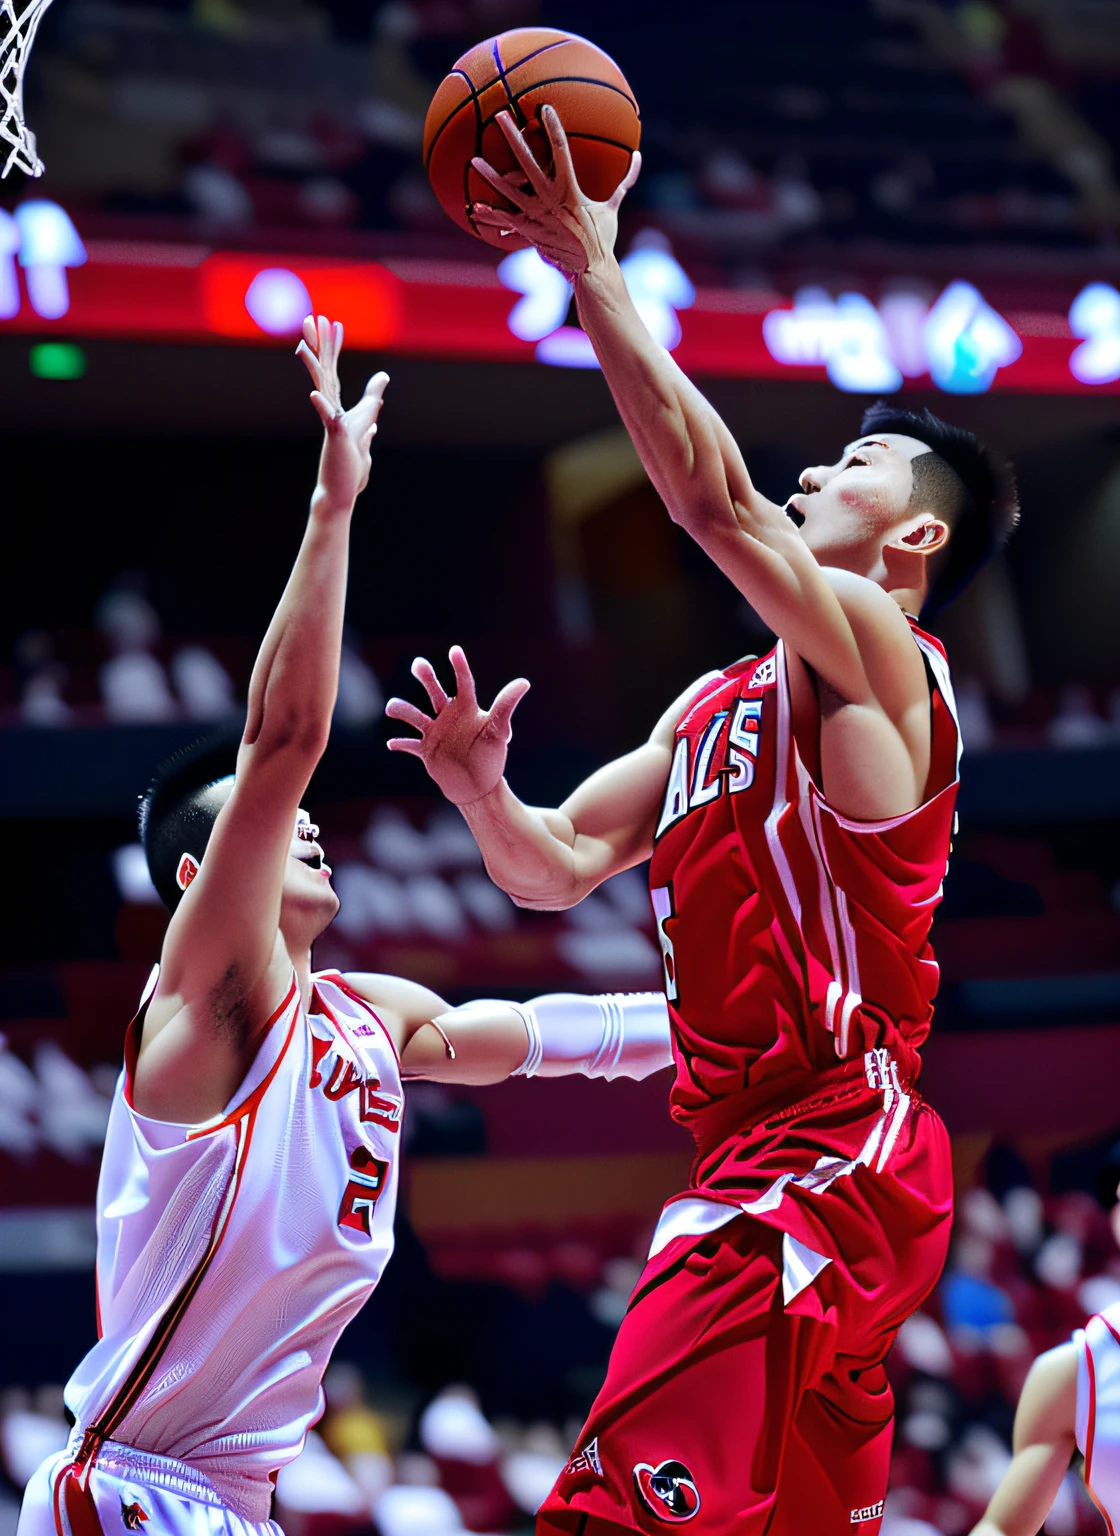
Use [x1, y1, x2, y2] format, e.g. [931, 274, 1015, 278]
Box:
[423, 28, 641, 249]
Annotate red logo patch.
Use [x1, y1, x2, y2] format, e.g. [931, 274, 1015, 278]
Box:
[633, 1461, 700, 1523]
[175, 852, 200, 891]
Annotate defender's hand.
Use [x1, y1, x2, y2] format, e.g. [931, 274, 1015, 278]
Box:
[385, 646, 530, 806]
[296, 315, 389, 511]
[470, 106, 641, 280]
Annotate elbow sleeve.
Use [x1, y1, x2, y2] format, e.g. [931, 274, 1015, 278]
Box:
[510, 991, 673, 1081]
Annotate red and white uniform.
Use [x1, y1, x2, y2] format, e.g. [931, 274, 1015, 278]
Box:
[541, 624, 959, 1536]
[1076, 1303, 1120, 1532]
[19, 970, 402, 1536]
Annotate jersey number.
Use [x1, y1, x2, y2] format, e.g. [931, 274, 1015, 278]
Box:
[338, 1146, 389, 1237]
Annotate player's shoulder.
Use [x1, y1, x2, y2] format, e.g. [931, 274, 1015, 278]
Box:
[650, 667, 735, 745]
[821, 567, 914, 634]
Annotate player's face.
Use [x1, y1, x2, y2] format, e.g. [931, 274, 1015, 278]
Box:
[785, 432, 931, 567]
[281, 809, 339, 936]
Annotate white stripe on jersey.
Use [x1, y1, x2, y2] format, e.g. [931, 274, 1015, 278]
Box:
[64, 972, 402, 1522]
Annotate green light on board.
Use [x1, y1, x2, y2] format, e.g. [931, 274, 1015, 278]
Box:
[30, 342, 87, 380]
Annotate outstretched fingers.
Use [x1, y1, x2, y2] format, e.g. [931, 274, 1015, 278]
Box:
[539, 105, 582, 202]
[470, 202, 530, 238]
[351, 371, 390, 439]
[308, 389, 336, 428]
[411, 656, 449, 712]
[493, 110, 556, 200]
[470, 156, 537, 216]
[489, 677, 530, 735]
[609, 148, 642, 211]
[385, 735, 426, 757]
[385, 697, 432, 733]
[448, 645, 479, 706]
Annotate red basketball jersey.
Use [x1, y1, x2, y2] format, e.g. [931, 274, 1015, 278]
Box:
[648, 622, 960, 1155]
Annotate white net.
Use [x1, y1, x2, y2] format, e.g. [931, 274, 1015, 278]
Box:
[2, 0, 53, 178]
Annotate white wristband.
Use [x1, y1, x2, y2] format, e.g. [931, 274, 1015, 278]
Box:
[508, 991, 673, 1081]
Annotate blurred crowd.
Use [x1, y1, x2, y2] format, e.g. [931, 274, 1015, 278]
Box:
[5, 569, 1120, 754]
[884, 1176, 1120, 1534]
[5, 574, 381, 728]
[10, 0, 1118, 273]
[2, 1166, 1119, 1536]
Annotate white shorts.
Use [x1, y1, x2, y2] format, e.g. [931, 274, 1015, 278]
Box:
[18, 1434, 282, 1536]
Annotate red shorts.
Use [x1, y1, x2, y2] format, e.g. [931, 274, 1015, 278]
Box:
[538, 1084, 951, 1536]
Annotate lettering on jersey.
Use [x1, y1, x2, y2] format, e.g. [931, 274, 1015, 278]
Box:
[651, 884, 678, 1003]
[656, 694, 767, 838]
[338, 1145, 390, 1236]
[565, 1437, 603, 1477]
[850, 1501, 884, 1524]
[727, 699, 762, 792]
[323, 1057, 363, 1101]
[690, 711, 728, 809]
[749, 656, 776, 688]
[310, 1030, 402, 1133]
[656, 738, 691, 840]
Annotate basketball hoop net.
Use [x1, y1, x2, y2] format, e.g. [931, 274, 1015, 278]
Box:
[2, 0, 53, 178]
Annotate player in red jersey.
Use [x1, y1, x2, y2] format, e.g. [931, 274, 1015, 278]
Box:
[385, 111, 1019, 1536]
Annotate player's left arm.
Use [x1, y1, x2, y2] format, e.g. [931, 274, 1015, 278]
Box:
[343, 974, 672, 1087]
[969, 1342, 1079, 1536]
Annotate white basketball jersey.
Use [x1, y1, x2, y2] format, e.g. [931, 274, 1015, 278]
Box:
[1076, 1301, 1120, 1530]
[63, 970, 403, 1522]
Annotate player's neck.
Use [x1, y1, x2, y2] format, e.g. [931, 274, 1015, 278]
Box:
[884, 580, 926, 619]
[288, 947, 314, 1009]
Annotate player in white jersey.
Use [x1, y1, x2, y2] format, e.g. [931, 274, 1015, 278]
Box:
[17, 317, 673, 1536]
[968, 1177, 1120, 1536]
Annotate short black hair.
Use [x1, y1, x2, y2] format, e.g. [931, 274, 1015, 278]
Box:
[139, 731, 239, 910]
[859, 402, 1019, 615]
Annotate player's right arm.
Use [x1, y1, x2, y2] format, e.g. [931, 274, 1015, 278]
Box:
[134, 319, 389, 1123]
[968, 1343, 1079, 1536]
[386, 649, 705, 909]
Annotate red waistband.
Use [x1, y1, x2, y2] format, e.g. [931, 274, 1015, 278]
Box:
[680, 1052, 915, 1162]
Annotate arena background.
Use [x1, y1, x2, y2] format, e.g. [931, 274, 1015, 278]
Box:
[2, 1, 1120, 1533]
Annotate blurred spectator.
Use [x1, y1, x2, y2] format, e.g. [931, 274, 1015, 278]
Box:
[0, 1040, 39, 1158]
[96, 579, 178, 724]
[1046, 684, 1109, 748]
[15, 632, 72, 728]
[955, 678, 995, 753]
[419, 1386, 516, 1532]
[171, 645, 237, 720]
[498, 1422, 567, 1519]
[273, 1429, 368, 1529]
[321, 1363, 394, 1505]
[0, 1385, 68, 1490]
[335, 639, 384, 727]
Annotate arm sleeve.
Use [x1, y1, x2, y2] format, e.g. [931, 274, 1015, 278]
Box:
[508, 991, 673, 1081]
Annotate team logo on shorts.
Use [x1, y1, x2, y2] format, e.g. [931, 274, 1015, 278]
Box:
[632, 1460, 700, 1522]
[119, 1499, 149, 1530]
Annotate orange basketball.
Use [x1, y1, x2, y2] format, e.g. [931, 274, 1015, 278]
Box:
[423, 28, 641, 249]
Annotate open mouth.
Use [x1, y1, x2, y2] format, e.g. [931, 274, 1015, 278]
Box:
[294, 846, 329, 875]
[784, 502, 806, 528]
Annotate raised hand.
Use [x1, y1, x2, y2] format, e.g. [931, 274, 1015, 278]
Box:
[296, 314, 389, 511]
[470, 105, 641, 280]
[385, 647, 530, 806]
